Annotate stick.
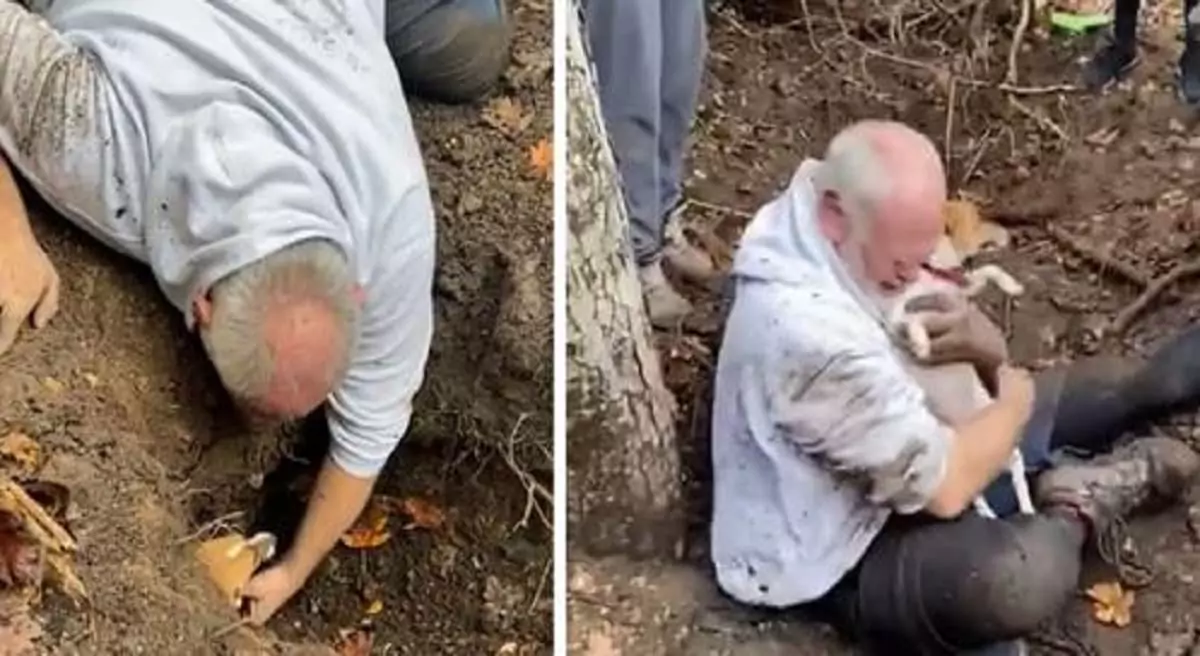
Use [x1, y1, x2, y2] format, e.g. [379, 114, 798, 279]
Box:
[1007, 0, 1033, 85]
[944, 76, 957, 177]
[1009, 95, 1068, 142]
[1109, 257, 1200, 335]
[173, 511, 246, 546]
[1045, 225, 1151, 288]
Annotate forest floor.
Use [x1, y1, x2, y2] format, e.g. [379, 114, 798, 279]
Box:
[0, 0, 553, 654]
[569, 1, 1200, 654]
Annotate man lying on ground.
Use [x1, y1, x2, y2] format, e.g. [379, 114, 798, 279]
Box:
[710, 119, 1200, 655]
[0, 0, 508, 625]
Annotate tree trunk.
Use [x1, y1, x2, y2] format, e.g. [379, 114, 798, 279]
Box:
[565, 2, 684, 559]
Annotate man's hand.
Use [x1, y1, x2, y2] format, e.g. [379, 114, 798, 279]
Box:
[242, 560, 305, 626]
[905, 292, 1007, 371]
[0, 233, 59, 355]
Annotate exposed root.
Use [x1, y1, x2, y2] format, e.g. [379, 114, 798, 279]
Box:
[1109, 256, 1200, 336]
[1045, 225, 1151, 288]
[498, 414, 552, 533]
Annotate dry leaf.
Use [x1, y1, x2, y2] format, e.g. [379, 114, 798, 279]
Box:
[341, 501, 391, 549]
[399, 497, 445, 531]
[1086, 581, 1135, 628]
[39, 378, 63, 395]
[943, 199, 1011, 259]
[334, 626, 375, 656]
[529, 138, 552, 181]
[195, 533, 275, 607]
[0, 434, 40, 477]
[482, 97, 532, 137]
[364, 598, 383, 616]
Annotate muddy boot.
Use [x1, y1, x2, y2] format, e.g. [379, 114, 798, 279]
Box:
[1083, 37, 1138, 90]
[1035, 437, 1200, 539]
[639, 260, 692, 328]
[662, 218, 716, 284]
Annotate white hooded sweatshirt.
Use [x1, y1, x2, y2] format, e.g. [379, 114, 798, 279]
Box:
[710, 159, 951, 606]
[30, 0, 434, 478]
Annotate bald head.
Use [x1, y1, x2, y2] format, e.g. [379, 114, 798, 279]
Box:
[196, 239, 360, 421]
[813, 120, 947, 293]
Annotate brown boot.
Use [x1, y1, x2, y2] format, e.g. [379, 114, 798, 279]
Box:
[1035, 437, 1200, 536]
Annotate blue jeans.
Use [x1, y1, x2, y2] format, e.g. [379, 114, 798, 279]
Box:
[979, 370, 1066, 516]
[582, 0, 707, 265]
[386, 0, 510, 103]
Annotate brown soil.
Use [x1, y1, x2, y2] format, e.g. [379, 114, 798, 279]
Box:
[570, 1, 1200, 654]
[2, 0, 552, 653]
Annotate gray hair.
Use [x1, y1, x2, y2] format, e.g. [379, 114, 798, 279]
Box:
[200, 238, 359, 405]
[811, 124, 892, 235]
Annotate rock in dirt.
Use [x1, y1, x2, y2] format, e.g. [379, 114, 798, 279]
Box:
[1143, 628, 1196, 656]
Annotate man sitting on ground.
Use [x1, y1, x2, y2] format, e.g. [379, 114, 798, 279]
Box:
[0, 0, 507, 625]
[710, 119, 1200, 655]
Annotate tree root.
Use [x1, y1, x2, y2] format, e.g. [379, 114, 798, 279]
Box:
[1109, 256, 1200, 336]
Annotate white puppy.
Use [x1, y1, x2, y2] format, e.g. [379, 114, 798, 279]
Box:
[875, 235, 1033, 518]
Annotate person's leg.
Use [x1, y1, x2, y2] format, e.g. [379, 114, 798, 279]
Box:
[384, 0, 511, 104]
[1083, 0, 1140, 90]
[582, 0, 691, 327]
[0, 5, 131, 250]
[656, 0, 713, 283]
[1179, 0, 1200, 104]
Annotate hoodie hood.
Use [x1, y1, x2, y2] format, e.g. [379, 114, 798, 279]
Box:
[731, 158, 884, 321]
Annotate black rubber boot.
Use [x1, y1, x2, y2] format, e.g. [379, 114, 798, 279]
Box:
[1047, 325, 1200, 452]
[1083, 37, 1138, 90]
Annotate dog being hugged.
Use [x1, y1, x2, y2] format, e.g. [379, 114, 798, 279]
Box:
[874, 227, 1033, 518]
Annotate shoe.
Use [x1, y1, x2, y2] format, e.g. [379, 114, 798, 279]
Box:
[639, 260, 693, 328]
[1179, 37, 1200, 105]
[1083, 38, 1138, 91]
[1035, 437, 1200, 536]
[662, 212, 716, 284]
[962, 639, 1028, 656]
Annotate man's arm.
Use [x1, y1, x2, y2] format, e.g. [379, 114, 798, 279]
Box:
[766, 338, 1032, 519]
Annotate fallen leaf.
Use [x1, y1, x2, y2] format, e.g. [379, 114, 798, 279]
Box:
[399, 497, 445, 531]
[482, 97, 532, 137]
[334, 626, 375, 656]
[1086, 580, 1134, 628]
[0, 434, 40, 477]
[39, 378, 63, 395]
[496, 643, 519, 655]
[341, 501, 391, 549]
[529, 138, 552, 181]
[943, 199, 1010, 259]
[364, 598, 383, 616]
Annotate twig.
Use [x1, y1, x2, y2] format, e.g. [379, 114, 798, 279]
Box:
[798, 0, 822, 53]
[1008, 95, 1068, 142]
[1109, 257, 1200, 335]
[499, 413, 552, 532]
[684, 198, 755, 220]
[527, 555, 552, 614]
[209, 618, 255, 642]
[944, 76, 957, 175]
[1007, 0, 1032, 85]
[1044, 225, 1150, 288]
[173, 511, 246, 546]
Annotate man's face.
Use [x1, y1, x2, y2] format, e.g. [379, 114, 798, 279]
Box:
[840, 195, 943, 296]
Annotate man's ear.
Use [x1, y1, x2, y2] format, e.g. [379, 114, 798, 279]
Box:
[193, 291, 213, 328]
[351, 284, 366, 307]
[816, 190, 849, 245]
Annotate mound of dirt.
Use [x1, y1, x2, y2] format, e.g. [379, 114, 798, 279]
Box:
[0, 0, 553, 653]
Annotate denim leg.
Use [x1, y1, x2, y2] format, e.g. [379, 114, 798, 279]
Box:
[582, 0, 664, 265]
[657, 0, 707, 218]
[384, 0, 511, 103]
[981, 370, 1063, 517]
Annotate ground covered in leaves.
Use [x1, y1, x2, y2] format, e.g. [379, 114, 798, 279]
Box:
[0, 0, 553, 653]
[570, 0, 1200, 654]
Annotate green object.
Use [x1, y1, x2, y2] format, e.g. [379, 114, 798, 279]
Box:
[1050, 11, 1113, 35]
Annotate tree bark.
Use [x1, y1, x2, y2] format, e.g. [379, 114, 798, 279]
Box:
[565, 2, 684, 559]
